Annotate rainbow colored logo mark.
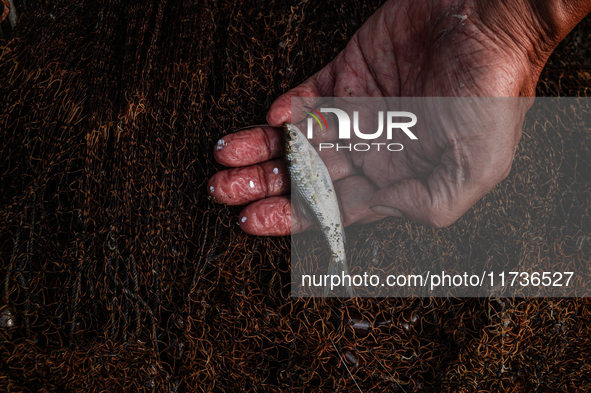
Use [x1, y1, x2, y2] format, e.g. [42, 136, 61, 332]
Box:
[303, 106, 328, 130]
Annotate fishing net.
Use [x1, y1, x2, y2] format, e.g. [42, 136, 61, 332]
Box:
[1, 0, 590, 391]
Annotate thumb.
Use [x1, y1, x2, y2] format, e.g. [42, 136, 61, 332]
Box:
[368, 174, 470, 228]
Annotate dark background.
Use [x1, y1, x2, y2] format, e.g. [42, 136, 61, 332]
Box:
[1, 1, 590, 391]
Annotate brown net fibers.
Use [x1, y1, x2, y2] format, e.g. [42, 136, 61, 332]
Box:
[1, 1, 591, 392]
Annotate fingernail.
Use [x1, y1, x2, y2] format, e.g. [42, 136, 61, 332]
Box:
[369, 205, 403, 216]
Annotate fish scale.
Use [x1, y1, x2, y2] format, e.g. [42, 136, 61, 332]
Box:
[284, 123, 353, 297]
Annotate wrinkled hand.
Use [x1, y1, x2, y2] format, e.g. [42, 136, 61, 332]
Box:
[207, 0, 586, 235]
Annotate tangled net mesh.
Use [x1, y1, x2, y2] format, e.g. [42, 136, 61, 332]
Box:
[1, 0, 591, 391]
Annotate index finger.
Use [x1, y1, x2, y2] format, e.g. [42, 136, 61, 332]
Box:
[214, 126, 283, 167]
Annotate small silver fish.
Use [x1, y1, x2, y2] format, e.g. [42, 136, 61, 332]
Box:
[284, 122, 352, 297]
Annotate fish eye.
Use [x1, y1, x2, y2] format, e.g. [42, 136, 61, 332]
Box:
[289, 130, 298, 139]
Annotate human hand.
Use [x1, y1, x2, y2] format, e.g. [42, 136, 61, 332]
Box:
[207, 0, 591, 235]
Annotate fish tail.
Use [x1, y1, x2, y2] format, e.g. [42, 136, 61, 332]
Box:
[324, 257, 353, 297]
